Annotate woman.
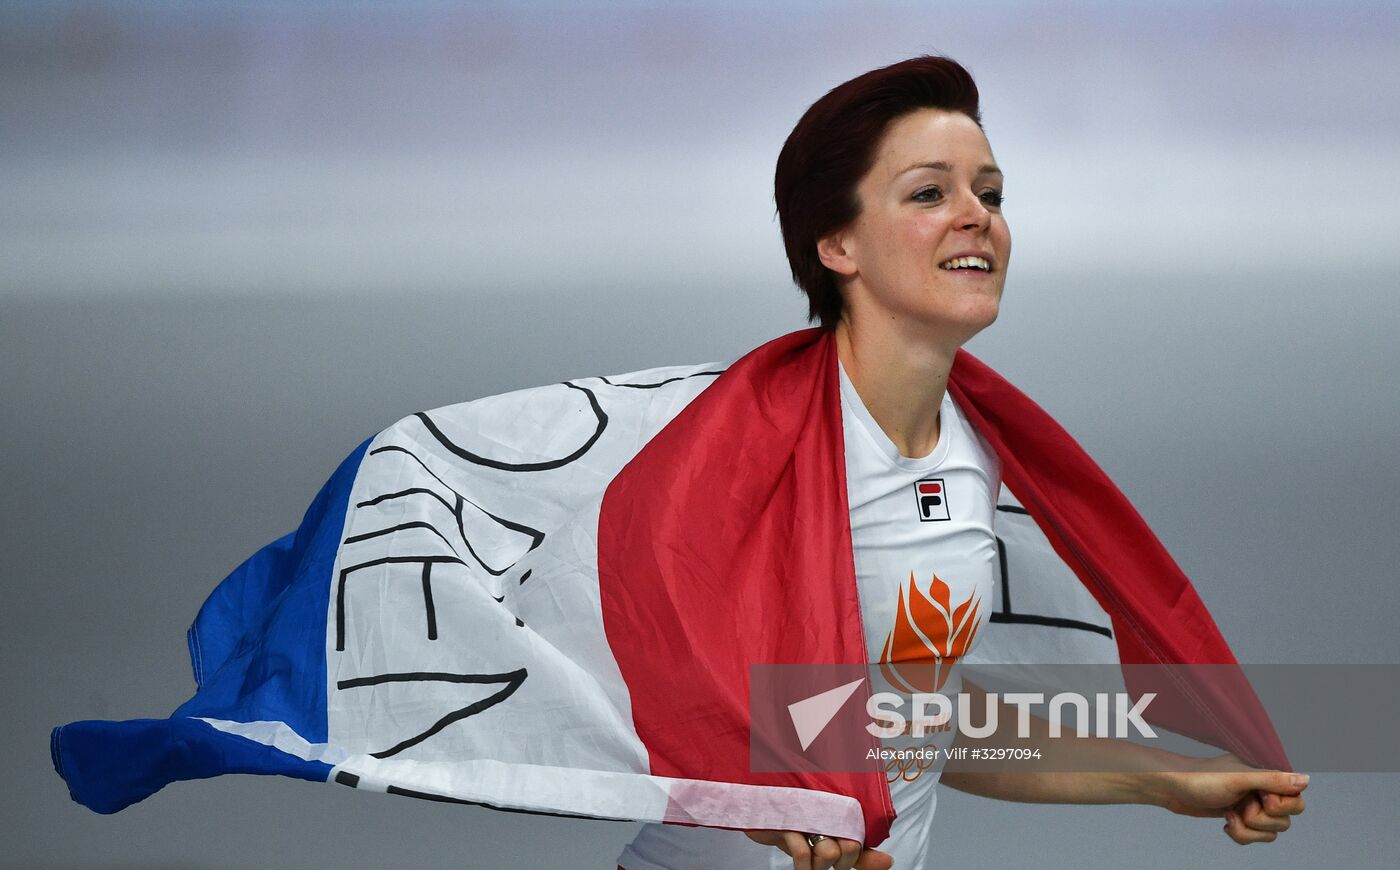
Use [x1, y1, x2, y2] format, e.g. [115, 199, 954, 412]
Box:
[616, 55, 1307, 870]
[52, 55, 1306, 870]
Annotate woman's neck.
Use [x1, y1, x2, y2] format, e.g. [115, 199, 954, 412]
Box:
[833, 316, 956, 459]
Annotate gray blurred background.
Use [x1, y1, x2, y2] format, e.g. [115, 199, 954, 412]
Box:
[3, 1, 1397, 867]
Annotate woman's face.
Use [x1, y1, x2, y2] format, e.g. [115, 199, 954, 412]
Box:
[821, 108, 1010, 341]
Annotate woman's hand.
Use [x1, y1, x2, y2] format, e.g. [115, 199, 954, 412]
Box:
[1156, 753, 1309, 845]
[743, 829, 895, 870]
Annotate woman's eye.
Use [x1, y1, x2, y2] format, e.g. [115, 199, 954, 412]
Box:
[912, 187, 942, 203]
[981, 190, 1006, 207]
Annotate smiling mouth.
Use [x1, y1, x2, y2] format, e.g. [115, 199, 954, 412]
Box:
[938, 256, 992, 272]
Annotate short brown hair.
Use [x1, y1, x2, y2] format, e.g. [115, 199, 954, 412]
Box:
[774, 56, 983, 329]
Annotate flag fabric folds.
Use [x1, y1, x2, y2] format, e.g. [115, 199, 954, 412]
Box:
[51, 328, 1288, 845]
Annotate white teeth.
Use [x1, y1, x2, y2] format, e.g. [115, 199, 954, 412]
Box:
[940, 256, 990, 271]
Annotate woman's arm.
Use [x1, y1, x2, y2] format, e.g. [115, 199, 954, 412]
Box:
[940, 679, 1308, 845]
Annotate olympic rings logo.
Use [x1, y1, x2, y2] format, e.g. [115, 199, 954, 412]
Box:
[881, 743, 942, 783]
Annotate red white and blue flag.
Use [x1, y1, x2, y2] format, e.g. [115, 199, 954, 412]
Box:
[51, 328, 1287, 846]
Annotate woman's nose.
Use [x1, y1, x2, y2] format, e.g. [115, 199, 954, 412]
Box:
[952, 189, 990, 230]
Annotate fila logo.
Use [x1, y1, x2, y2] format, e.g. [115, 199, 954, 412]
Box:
[915, 478, 950, 522]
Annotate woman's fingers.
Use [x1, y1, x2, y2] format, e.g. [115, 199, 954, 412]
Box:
[1239, 793, 1292, 833]
[741, 829, 891, 870]
[772, 831, 809, 870]
[776, 830, 840, 870]
[1262, 790, 1306, 816]
[794, 834, 888, 870]
[743, 829, 806, 867]
[831, 837, 863, 870]
[806, 834, 844, 870]
[1217, 785, 1307, 845]
[855, 845, 896, 870]
[1223, 809, 1278, 845]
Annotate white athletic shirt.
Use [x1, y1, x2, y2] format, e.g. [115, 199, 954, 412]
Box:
[617, 359, 1001, 870]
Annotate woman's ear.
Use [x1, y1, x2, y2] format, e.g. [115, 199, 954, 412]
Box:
[816, 228, 858, 278]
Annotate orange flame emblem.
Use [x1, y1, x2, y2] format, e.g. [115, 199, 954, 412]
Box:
[878, 571, 983, 694]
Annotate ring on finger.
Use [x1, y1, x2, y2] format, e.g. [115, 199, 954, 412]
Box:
[805, 833, 829, 848]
